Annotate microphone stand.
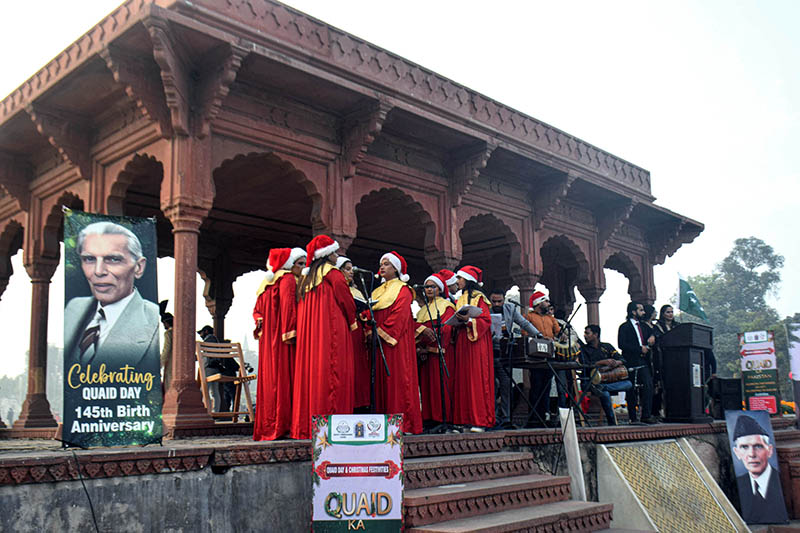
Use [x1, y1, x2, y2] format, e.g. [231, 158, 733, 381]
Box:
[420, 288, 453, 434]
[357, 271, 390, 414]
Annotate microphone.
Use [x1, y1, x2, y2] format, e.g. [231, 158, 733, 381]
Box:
[352, 266, 379, 278]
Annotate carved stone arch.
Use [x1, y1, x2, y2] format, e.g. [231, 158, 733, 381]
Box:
[539, 234, 591, 316]
[213, 151, 324, 234]
[603, 249, 644, 302]
[0, 217, 25, 299]
[107, 153, 164, 215]
[458, 212, 524, 291]
[349, 187, 437, 281]
[40, 191, 85, 263]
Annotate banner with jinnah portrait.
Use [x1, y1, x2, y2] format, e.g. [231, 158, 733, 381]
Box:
[62, 209, 162, 448]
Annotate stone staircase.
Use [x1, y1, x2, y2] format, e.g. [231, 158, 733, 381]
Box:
[402, 433, 612, 532]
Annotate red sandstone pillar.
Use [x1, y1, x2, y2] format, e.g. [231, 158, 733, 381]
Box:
[11, 260, 58, 434]
[581, 287, 605, 326]
[162, 205, 215, 436]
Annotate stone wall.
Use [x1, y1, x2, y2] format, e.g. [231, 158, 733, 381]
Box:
[0, 461, 311, 532]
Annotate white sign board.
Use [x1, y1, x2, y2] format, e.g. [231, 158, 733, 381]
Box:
[312, 414, 403, 532]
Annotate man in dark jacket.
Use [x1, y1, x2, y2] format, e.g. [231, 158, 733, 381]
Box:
[617, 302, 656, 424]
[578, 325, 631, 425]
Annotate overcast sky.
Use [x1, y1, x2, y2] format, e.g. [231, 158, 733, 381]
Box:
[0, 1, 798, 378]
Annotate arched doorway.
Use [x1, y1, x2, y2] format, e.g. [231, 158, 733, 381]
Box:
[539, 235, 589, 317]
[458, 214, 522, 291]
[202, 152, 320, 337]
[348, 188, 436, 281]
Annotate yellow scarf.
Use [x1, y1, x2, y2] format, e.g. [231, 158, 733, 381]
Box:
[301, 262, 337, 294]
[350, 285, 366, 302]
[416, 296, 455, 324]
[456, 290, 491, 309]
[256, 270, 292, 296]
[371, 278, 414, 311]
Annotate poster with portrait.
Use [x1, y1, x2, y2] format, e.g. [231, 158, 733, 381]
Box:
[62, 209, 162, 448]
[725, 410, 788, 524]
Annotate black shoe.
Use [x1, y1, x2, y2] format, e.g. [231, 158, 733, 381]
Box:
[642, 417, 659, 425]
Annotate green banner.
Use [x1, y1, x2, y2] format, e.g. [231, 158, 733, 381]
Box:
[62, 209, 162, 448]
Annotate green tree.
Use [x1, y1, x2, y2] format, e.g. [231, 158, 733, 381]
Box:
[685, 237, 793, 400]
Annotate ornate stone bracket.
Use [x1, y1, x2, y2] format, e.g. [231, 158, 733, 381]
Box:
[340, 100, 393, 179]
[447, 141, 496, 207]
[194, 43, 249, 138]
[145, 18, 248, 138]
[597, 199, 637, 249]
[531, 172, 577, 231]
[25, 104, 91, 180]
[100, 45, 173, 137]
[649, 220, 688, 265]
[0, 152, 32, 212]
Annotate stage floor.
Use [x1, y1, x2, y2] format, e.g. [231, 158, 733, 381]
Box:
[1, 417, 796, 489]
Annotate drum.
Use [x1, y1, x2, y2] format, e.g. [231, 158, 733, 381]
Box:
[554, 319, 580, 361]
[591, 365, 629, 385]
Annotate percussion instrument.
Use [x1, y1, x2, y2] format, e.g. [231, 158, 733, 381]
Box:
[590, 365, 629, 385]
[554, 319, 580, 361]
[508, 337, 555, 368]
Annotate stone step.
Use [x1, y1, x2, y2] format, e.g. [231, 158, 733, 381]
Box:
[407, 500, 613, 532]
[775, 429, 800, 443]
[405, 451, 534, 489]
[404, 432, 506, 458]
[404, 474, 571, 527]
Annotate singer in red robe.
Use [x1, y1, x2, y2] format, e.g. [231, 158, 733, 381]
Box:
[337, 256, 371, 409]
[253, 248, 305, 441]
[451, 266, 495, 428]
[290, 236, 357, 440]
[415, 274, 455, 423]
[368, 251, 423, 435]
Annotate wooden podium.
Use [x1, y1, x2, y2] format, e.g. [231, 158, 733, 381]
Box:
[659, 323, 714, 424]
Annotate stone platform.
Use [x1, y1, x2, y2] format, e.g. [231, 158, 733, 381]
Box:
[0, 417, 796, 532]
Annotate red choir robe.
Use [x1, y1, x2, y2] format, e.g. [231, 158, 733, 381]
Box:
[415, 296, 455, 422]
[290, 263, 358, 440]
[253, 271, 298, 441]
[350, 285, 371, 408]
[452, 290, 495, 427]
[370, 278, 423, 435]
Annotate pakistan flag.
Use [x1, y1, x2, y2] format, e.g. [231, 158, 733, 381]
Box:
[678, 274, 708, 320]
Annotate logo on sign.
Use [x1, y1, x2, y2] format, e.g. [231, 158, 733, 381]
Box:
[744, 331, 768, 343]
[367, 418, 382, 437]
[335, 420, 351, 438]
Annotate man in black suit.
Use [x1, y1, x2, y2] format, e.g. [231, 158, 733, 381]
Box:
[732, 415, 788, 524]
[617, 302, 656, 424]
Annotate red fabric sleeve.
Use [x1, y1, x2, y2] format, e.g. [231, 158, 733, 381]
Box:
[467, 298, 492, 342]
[278, 274, 298, 343]
[376, 286, 413, 346]
[328, 268, 357, 329]
[253, 290, 266, 324]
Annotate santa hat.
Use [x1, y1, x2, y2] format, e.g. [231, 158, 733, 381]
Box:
[265, 247, 306, 282]
[335, 256, 351, 269]
[424, 273, 448, 299]
[302, 235, 340, 275]
[529, 291, 549, 309]
[381, 251, 410, 282]
[438, 269, 458, 287]
[457, 265, 483, 286]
